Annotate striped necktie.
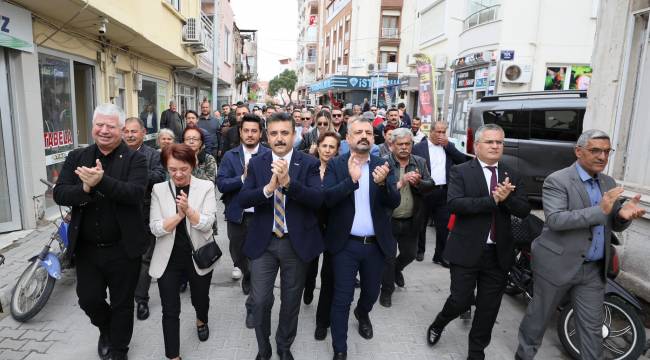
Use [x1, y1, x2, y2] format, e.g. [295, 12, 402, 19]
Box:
[273, 189, 286, 237]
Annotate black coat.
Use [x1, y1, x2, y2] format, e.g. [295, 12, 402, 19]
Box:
[443, 158, 531, 271]
[137, 144, 166, 222]
[53, 142, 149, 259]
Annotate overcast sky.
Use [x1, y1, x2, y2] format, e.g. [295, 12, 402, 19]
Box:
[231, 0, 298, 81]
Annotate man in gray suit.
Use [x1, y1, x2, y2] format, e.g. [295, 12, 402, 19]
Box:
[516, 129, 646, 360]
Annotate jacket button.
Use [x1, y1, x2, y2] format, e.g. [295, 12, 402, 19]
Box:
[588, 237, 592, 241]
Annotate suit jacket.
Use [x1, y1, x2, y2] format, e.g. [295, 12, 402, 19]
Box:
[216, 144, 271, 223]
[412, 139, 469, 185]
[531, 163, 630, 286]
[444, 158, 531, 271]
[239, 150, 324, 262]
[160, 109, 184, 142]
[385, 153, 434, 230]
[139, 111, 158, 133]
[323, 153, 401, 256]
[137, 144, 166, 222]
[148, 176, 217, 277]
[53, 142, 149, 259]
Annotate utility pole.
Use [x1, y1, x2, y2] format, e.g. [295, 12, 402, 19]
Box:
[211, 0, 219, 113]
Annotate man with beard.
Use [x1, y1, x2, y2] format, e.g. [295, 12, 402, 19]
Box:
[221, 105, 250, 154]
[53, 104, 148, 360]
[239, 112, 323, 360]
[324, 116, 400, 360]
[123, 118, 166, 322]
[198, 100, 221, 158]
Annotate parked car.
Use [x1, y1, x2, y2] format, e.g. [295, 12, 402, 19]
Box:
[450, 91, 587, 199]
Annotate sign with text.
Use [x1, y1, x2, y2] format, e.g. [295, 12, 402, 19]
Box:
[44, 130, 73, 150]
[0, 2, 34, 53]
[414, 53, 436, 128]
[456, 70, 476, 89]
[500, 50, 515, 61]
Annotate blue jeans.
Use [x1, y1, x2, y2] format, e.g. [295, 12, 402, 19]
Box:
[330, 239, 385, 353]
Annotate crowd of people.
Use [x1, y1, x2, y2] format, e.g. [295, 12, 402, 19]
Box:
[53, 100, 645, 360]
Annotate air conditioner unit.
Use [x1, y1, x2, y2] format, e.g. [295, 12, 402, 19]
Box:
[182, 18, 202, 43]
[367, 63, 377, 72]
[406, 54, 417, 66]
[501, 62, 533, 83]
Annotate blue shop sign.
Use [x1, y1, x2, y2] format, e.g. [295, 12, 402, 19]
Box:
[309, 76, 399, 93]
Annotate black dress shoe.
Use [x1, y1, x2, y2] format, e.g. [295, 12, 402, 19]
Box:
[416, 252, 424, 262]
[394, 270, 405, 287]
[314, 325, 328, 340]
[98, 332, 111, 360]
[353, 308, 373, 339]
[108, 353, 127, 360]
[433, 259, 450, 268]
[179, 281, 188, 293]
[241, 276, 251, 295]
[255, 354, 270, 360]
[277, 350, 294, 360]
[460, 308, 472, 320]
[333, 352, 347, 360]
[246, 309, 255, 329]
[136, 302, 149, 321]
[197, 323, 209, 341]
[426, 323, 443, 346]
[379, 292, 392, 308]
[303, 289, 314, 305]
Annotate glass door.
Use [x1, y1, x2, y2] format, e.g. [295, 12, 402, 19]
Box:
[0, 51, 22, 232]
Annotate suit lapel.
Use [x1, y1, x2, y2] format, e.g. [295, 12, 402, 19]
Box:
[470, 158, 490, 196]
[569, 166, 592, 208]
[260, 151, 274, 185]
[185, 177, 200, 236]
[288, 151, 301, 182]
[106, 142, 128, 180]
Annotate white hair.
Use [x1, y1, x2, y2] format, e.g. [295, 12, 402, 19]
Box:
[93, 103, 126, 127]
[390, 128, 413, 143]
[576, 129, 610, 147]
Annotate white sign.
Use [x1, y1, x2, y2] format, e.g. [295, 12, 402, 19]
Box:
[0, 2, 34, 53]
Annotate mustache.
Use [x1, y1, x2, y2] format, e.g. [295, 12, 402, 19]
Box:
[273, 141, 287, 146]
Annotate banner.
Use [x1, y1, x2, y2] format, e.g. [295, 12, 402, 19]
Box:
[414, 53, 436, 133]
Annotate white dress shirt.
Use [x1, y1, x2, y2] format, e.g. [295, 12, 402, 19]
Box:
[263, 149, 293, 233]
[350, 159, 375, 236]
[146, 113, 154, 129]
[477, 158, 499, 244]
[242, 144, 260, 213]
[427, 139, 447, 185]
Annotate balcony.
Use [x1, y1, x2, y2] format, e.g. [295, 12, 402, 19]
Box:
[463, 5, 500, 31]
[305, 55, 317, 69]
[381, 27, 399, 39]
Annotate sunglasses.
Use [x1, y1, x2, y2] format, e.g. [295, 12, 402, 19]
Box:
[317, 122, 329, 126]
[302, 117, 312, 120]
[332, 114, 343, 117]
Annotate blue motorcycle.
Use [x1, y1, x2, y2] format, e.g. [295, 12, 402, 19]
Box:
[10, 179, 71, 322]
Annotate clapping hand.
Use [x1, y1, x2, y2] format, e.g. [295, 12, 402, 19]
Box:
[618, 194, 646, 220]
[272, 159, 290, 187]
[348, 155, 362, 183]
[372, 162, 391, 185]
[492, 177, 516, 204]
[75, 159, 104, 193]
[600, 187, 625, 215]
[176, 190, 189, 216]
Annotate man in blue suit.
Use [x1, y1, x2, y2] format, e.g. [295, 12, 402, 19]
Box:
[324, 116, 400, 360]
[239, 112, 324, 360]
[216, 114, 269, 298]
[412, 121, 469, 265]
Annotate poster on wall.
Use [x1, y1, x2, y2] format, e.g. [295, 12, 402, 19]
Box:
[414, 53, 436, 131]
[545, 66, 567, 90]
[569, 66, 592, 90]
[545, 65, 592, 91]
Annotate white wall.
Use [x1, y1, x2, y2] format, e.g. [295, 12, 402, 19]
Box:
[348, 0, 380, 76]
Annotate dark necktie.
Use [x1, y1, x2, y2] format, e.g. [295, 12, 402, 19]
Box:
[487, 166, 498, 242]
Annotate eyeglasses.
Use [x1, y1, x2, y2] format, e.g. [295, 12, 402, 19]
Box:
[480, 140, 504, 146]
[184, 137, 201, 143]
[332, 114, 343, 117]
[302, 117, 312, 120]
[316, 122, 329, 126]
[580, 146, 614, 157]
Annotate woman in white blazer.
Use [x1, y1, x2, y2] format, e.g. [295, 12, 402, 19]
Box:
[149, 143, 217, 360]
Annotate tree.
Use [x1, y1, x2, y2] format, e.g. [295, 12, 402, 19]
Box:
[268, 69, 298, 105]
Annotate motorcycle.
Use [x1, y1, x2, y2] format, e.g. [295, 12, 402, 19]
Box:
[10, 179, 72, 322]
[506, 214, 647, 360]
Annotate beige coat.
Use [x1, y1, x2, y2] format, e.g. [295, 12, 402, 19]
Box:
[149, 176, 217, 278]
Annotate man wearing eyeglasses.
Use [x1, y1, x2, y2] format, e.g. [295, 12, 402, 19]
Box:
[516, 129, 645, 360]
[426, 123, 531, 360]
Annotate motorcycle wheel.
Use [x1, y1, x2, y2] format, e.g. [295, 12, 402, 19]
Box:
[557, 295, 646, 360]
[10, 260, 56, 322]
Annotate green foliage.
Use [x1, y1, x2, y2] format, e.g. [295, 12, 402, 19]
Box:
[268, 69, 298, 105]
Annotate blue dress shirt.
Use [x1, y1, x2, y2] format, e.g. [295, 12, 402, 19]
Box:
[576, 163, 605, 261]
[350, 160, 375, 236]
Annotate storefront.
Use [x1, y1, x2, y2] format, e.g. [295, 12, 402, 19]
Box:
[308, 75, 399, 108]
[137, 74, 169, 145]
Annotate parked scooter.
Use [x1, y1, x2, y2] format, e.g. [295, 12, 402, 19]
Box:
[10, 179, 72, 322]
[506, 214, 647, 360]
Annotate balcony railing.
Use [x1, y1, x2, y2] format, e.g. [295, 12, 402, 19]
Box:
[381, 27, 399, 39]
[463, 4, 500, 31]
[305, 55, 317, 63]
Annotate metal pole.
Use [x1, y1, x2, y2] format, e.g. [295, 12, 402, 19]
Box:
[211, 0, 219, 113]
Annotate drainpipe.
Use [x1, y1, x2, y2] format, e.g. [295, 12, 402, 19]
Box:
[211, 0, 220, 111]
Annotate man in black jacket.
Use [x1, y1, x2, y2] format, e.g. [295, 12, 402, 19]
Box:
[123, 117, 166, 322]
[160, 101, 184, 142]
[54, 104, 149, 360]
[426, 124, 530, 360]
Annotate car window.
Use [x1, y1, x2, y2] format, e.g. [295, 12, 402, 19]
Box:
[530, 109, 582, 141]
[483, 110, 529, 139]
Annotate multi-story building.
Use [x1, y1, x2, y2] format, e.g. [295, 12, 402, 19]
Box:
[234, 29, 258, 103]
[0, 0, 235, 232]
[201, 0, 236, 108]
[296, 0, 320, 105]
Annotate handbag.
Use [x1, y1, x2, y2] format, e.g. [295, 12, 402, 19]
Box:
[167, 181, 222, 269]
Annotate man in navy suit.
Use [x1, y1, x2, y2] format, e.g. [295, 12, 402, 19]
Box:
[216, 114, 269, 300]
[324, 116, 400, 360]
[239, 112, 324, 360]
[412, 121, 469, 265]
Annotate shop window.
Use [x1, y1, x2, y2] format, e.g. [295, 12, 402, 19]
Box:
[138, 77, 167, 144]
[530, 109, 581, 141]
[483, 110, 529, 139]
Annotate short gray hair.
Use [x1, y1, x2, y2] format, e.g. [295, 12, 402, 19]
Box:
[348, 116, 372, 127]
[391, 128, 413, 143]
[157, 128, 175, 146]
[433, 120, 449, 129]
[125, 117, 145, 129]
[93, 103, 125, 127]
[474, 123, 504, 142]
[576, 129, 610, 147]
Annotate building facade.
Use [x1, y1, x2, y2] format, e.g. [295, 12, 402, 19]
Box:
[584, 0, 650, 302]
[296, 0, 319, 105]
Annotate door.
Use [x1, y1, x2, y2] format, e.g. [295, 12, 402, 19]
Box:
[73, 62, 96, 147]
[0, 51, 22, 231]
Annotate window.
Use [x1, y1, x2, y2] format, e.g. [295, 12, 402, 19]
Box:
[138, 76, 168, 144]
[419, 1, 445, 44]
[224, 28, 231, 64]
[483, 110, 529, 139]
[467, 0, 499, 15]
[167, 0, 180, 12]
[381, 16, 399, 38]
[530, 109, 582, 141]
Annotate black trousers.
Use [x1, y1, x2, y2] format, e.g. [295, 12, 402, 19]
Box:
[432, 246, 507, 360]
[381, 217, 417, 294]
[75, 243, 141, 356]
[134, 231, 156, 304]
[418, 188, 450, 260]
[157, 247, 213, 359]
[310, 252, 334, 328]
[226, 213, 252, 278]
